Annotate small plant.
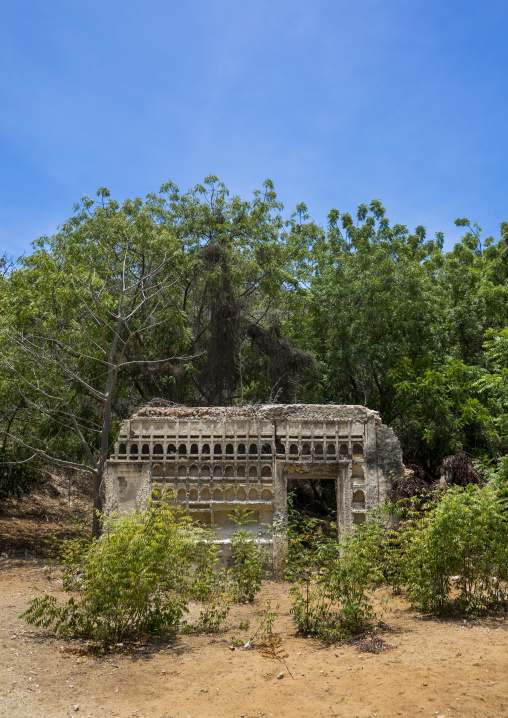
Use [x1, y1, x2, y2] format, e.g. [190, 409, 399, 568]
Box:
[288, 515, 390, 642]
[228, 508, 269, 603]
[249, 601, 279, 644]
[193, 569, 231, 634]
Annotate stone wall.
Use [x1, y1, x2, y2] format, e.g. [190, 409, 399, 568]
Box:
[105, 404, 403, 562]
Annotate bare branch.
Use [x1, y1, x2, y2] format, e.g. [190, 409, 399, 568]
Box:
[118, 352, 203, 368]
[6, 433, 96, 474]
[0, 453, 37, 465]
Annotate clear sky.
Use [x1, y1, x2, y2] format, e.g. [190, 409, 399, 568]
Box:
[1, 0, 507, 257]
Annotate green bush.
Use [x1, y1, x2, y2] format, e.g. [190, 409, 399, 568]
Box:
[189, 538, 231, 633]
[287, 483, 508, 631]
[483, 456, 508, 515]
[399, 485, 508, 614]
[228, 508, 269, 603]
[22, 497, 219, 644]
[289, 517, 391, 641]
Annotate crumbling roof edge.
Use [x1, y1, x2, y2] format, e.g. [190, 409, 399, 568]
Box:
[131, 403, 381, 423]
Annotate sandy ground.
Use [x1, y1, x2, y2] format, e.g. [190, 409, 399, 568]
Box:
[1, 558, 507, 718]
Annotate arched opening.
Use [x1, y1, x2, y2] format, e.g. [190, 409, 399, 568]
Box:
[200, 465, 210, 477]
[289, 444, 298, 455]
[261, 466, 272, 477]
[327, 444, 336, 455]
[201, 487, 211, 501]
[225, 487, 235, 501]
[249, 443, 258, 455]
[189, 488, 198, 501]
[201, 443, 210, 455]
[225, 465, 234, 477]
[237, 443, 246, 454]
[151, 464, 163, 477]
[237, 488, 246, 500]
[190, 443, 199, 454]
[248, 488, 258, 500]
[118, 443, 126, 455]
[314, 443, 323, 455]
[352, 443, 364, 457]
[167, 443, 176, 455]
[178, 466, 186, 477]
[178, 444, 187, 455]
[213, 488, 223, 501]
[352, 463, 364, 479]
[213, 465, 222, 477]
[214, 444, 222, 455]
[276, 442, 285, 454]
[153, 444, 163, 456]
[141, 444, 150, 459]
[249, 466, 257, 478]
[261, 489, 273, 501]
[237, 465, 246, 477]
[352, 489, 366, 508]
[226, 444, 234, 454]
[302, 444, 311, 456]
[261, 444, 272, 455]
[339, 444, 349, 457]
[189, 464, 199, 477]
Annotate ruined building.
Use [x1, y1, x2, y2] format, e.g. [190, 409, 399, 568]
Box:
[105, 404, 403, 561]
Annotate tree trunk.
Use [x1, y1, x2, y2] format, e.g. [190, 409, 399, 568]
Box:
[92, 471, 103, 539]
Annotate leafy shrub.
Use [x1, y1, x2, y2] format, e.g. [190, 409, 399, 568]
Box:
[22, 496, 218, 644]
[193, 577, 231, 633]
[399, 485, 508, 614]
[289, 516, 391, 641]
[228, 508, 269, 602]
[190, 541, 231, 633]
[483, 456, 508, 514]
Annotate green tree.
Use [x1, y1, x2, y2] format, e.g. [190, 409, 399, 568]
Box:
[304, 200, 446, 414]
[0, 189, 189, 535]
[149, 177, 318, 405]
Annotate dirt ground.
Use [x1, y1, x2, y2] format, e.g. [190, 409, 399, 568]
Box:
[1, 559, 507, 718]
[1, 476, 507, 718]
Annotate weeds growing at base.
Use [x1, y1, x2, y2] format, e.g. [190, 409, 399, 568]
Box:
[21, 479, 508, 648]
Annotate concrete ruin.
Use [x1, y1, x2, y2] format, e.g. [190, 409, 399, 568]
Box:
[105, 404, 403, 562]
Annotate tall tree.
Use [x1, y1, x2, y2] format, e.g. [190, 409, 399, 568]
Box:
[128, 176, 318, 405]
[304, 200, 446, 413]
[0, 189, 189, 536]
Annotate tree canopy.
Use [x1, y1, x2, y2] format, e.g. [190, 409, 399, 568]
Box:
[1, 177, 507, 519]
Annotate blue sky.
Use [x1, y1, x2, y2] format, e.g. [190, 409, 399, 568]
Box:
[1, 0, 507, 257]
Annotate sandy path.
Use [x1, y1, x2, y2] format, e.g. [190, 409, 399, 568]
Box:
[1, 558, 507, 718]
